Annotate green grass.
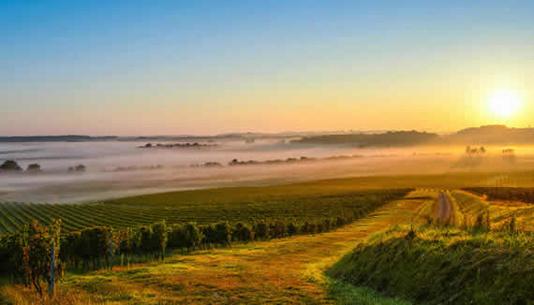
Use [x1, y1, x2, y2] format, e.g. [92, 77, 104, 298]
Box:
[327, 279, 412, 305]
[328, 226, 534, 305]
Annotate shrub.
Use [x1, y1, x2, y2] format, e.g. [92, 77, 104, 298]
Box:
[0, 160, 22, 172]
[26, 163, 42, 173]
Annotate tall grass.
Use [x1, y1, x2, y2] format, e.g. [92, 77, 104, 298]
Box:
[328, 226, 534, 305]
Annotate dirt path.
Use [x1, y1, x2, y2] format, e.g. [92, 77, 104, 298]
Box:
[4, 192, 425, 304]
[437, 191, 452, 223]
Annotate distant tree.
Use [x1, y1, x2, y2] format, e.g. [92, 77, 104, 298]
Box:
[0, 160, 22, 172]
[26, 163, 42, 173]
[203, 162, 223, 168]
[479, 146, 486, 154]
[68, 164, 86, 173]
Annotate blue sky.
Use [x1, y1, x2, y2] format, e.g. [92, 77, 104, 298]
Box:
[1, 1, 533, 135]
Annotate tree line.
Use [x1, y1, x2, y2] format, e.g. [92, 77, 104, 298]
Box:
[0, 160, 87, 174]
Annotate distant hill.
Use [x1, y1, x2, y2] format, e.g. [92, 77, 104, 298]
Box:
[3, 125, 534, 146]
[293, 125, 534, 147]
[0, 132, 347, 143]
[293, 131, 439, 147]
[0, 135, 118, 142]
[444, 125, 534, 145]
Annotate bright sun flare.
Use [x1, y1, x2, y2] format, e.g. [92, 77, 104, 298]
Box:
[488, 89, 522, 119]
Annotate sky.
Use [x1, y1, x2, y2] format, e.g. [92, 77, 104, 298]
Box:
[1, 0, 534, 136]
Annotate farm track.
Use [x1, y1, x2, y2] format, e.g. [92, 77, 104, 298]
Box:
[436, 192, 452, 222]
[36, 192, 425, 305]
[437, 191, 453, 224]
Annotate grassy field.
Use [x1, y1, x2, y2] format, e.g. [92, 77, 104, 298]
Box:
[1, 190, 426, 305]
[328, 188, 534, 305]
[328, 226, 534, 305]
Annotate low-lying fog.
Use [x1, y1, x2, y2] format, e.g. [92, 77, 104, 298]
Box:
[0, 139, 531, 203]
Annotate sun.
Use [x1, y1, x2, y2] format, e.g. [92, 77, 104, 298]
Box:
[488, 89, 522, 119]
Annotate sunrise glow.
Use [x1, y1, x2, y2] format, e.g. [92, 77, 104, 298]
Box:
[488, 89, 522, 119]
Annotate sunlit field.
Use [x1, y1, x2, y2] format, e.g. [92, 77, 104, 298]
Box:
[2, 175, 534, 304]
[1, 188, 422, 305]
[3, 1, 534, 304]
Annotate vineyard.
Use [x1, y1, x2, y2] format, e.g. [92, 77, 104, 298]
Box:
[456, 188, 534, 231]
[0, 189, 408, 234]
[464, 187, 534, 204]
[0, 187, 410, 295]
[3, 185, 534, 304]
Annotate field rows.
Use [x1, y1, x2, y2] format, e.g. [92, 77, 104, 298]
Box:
[0, 190, 405, 234]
